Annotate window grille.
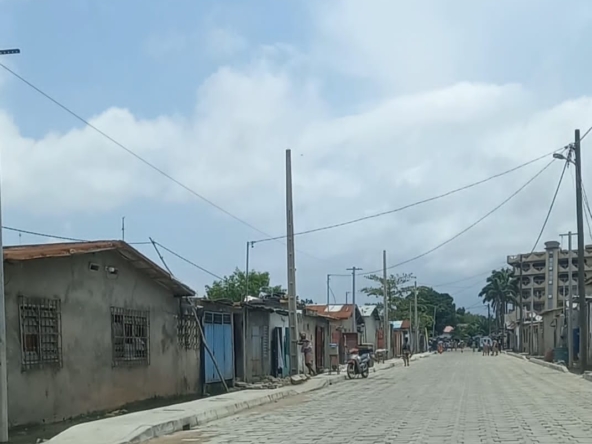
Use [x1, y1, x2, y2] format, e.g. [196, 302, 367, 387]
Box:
[177, 314, 199, 350]
[111, 307, 149, 366]
[18, 296, 62, 371]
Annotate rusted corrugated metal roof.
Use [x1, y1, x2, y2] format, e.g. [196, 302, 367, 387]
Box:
[4, 241, 195, 297]
[390, 320, 410, 330]
[306, 304, 356, 320]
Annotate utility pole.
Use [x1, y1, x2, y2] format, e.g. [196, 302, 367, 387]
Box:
[382, 251, 389, 358]
[568, 232, 574, 368]
[432, 306, 437, 338]
[285, 149, 299, 375]
[345, 291, 350, 304]
[519, 254, 523, 352]
[0, 47, 20, 444]
[560, 231, 576, 368]
[488, 304, 491, 336]
[530, 287, 534, 355]
[346, 267, 362, 333]
[574, 129, 588, 372]
[414, 281, 418, 353]
[326, 274, 330, 306]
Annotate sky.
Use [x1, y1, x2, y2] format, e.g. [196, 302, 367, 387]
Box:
[2, 0, 592, 316]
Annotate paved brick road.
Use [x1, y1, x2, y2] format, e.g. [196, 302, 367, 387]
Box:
[152, 352, 592, 443]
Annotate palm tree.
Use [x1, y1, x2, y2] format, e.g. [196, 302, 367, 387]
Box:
[479, 268, 518, 334]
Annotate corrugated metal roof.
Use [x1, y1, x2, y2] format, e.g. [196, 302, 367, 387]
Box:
[359, 305, 380, 319]
[443, 326, 454, 333]
[4, 241, 195, 297]
[307, 304, 356, 320]
[390, 320, 410, 329]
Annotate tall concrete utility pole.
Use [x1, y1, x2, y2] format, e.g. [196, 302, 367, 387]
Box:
[285, 149, 299, 375]
[346, 267, 362, 333]
[0, 47, 20, 444]
[488, 304, 491, 336]
[574, 129, 588, 372]
[382, 251, 389, 358]
[560, 231, 576, 368]
[568, 232, 575, 368]
[530, 287, 534, 355]
[414, 281, 418, 353]
[519, 254, 523, 352]
[326, 274, 330, 306]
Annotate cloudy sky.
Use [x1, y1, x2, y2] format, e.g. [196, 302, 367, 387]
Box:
[1, 0, 592, 314]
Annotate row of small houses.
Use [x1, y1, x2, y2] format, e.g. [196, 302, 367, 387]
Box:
[1, 240, 412, 429]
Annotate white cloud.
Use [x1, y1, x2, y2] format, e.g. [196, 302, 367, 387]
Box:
[2, 0, 592, 307]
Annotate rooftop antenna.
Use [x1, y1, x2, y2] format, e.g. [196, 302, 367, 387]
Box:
[121, 216, 125, 241]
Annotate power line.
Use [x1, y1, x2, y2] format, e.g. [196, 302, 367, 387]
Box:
[580, 181, 592, 242]
[429, 267, 505, 288]
[0, 63, 337, 266]
[361, 159, 556, 276]
[530, 160, 568, 253]
[255, 148, 564, 243]
[2, 226, 87, 242]
[0, 63, 277, 241]
[580, 124, 592, 141]
[152, 241, 224, 280]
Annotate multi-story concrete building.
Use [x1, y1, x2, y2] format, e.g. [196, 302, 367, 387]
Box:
[507, 240, 592, 313]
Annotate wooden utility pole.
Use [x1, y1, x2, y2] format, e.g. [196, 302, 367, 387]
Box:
[285, 149, 299, 375]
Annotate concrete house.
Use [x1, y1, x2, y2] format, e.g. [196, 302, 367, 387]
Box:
[359, 305, 381, 348]
[4, 241, 198, 427]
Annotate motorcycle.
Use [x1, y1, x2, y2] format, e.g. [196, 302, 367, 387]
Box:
[346, 348, 370, 379]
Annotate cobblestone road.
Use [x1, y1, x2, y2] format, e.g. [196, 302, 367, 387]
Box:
[152, 352, 592, 443]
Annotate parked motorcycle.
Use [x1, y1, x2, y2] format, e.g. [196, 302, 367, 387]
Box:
[346, 348, 370, 379]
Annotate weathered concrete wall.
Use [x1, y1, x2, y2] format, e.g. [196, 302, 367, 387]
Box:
[5, 251, 200, 427]
[362, 316, 379, 347]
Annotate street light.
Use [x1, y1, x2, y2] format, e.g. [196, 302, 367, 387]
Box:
[0, 46, 19, 444]
[554, 135, 587, 372]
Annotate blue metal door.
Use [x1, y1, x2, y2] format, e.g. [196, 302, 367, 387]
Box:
[203, 312, 234, 383]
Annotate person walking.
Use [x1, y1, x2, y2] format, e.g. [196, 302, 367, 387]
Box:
[402, 338, 411, 366]
[298, 332, 316, 375]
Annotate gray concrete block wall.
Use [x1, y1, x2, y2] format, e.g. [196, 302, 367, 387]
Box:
[5, 251, 199, 427]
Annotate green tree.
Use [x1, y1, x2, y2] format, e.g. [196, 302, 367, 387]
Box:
[361, 274, 457, 335]
[205, 268, 283, 302]
[478, 268, 518, 333]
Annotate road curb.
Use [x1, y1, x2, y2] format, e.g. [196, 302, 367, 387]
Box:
[526, 357, 569, 373]
[503, 351, 528, 361]
[48, 352, 430, 444]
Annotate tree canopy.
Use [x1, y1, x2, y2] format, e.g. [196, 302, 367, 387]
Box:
[205, 268, 283, 302]
[478, 268, 518, 333]
[360, 273, 457, 335]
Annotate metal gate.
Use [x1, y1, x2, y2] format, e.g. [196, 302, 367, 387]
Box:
[203, 312, 234, 384]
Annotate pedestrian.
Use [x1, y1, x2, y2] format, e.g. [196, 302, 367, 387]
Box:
[298, 332, 316, 375]
[402, 338, 411, 366]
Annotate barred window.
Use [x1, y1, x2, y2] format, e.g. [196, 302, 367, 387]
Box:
[18, 296, 62, 371]
[177, 315, 199, 350]
[111, 307, 149, 367]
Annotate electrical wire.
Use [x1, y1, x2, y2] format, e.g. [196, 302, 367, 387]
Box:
[255, 148, 565, 243]
[580, 125, 592, 141]
[529, 160, 568, 253]
[0, 63, 338, 265]
[360, 159, 557, 276]
[152, 241, 224, 280]
[2, 226, 88, 242]
[0, 62, 280, 241]
[581, 182, 592, 242]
